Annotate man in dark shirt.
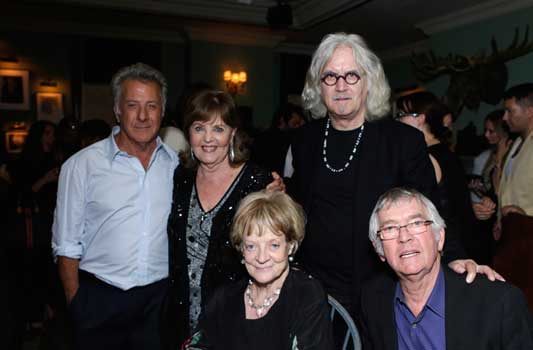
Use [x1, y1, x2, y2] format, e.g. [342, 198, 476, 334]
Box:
[361, 187, 532, 350]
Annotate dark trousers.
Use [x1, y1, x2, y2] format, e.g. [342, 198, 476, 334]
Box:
[69, 271, 168, 350]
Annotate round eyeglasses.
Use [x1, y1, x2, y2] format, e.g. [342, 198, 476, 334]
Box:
[377, 220, 433, 241]
[321, 72, 361, 86]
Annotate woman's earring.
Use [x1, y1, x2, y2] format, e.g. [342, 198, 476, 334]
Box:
[241, 258, 245, 265]
[229, 140, 235, 163]
[288, 255, 294, 263]
[190, 148, 196, 161]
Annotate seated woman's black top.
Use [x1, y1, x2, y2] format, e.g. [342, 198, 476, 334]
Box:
[184, 268, 334, 350]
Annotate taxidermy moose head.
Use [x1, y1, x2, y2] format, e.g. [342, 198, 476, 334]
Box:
[411, 26, 533, 116]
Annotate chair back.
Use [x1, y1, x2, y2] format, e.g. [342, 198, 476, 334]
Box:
[328, 295, 362, 350]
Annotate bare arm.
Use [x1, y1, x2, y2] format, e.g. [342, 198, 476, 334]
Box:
[57, 256, 80, 305]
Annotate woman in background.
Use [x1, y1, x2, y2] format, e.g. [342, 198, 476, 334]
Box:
[470, 110, 513, 213]
[469, 110, 514, 261]
[10, 120, 59, 332]
[395, 92, 481, 262]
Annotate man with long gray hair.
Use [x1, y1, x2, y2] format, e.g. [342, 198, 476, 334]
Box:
[52, 63, 179, 349]
[362, 187, 532, 349]
[289, 32, 500, 321]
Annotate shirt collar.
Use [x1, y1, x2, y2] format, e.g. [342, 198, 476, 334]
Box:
[105, 125, 176, 164]
[394, 266, 445, 319]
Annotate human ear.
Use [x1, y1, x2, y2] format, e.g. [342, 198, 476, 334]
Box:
[417, 113, 427, 128]
[437, 228, 445, 252]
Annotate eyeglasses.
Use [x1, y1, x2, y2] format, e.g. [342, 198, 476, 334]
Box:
[320, 72, 361, 86]
[377, 220, 433, 241]
[394, 111, 420, 119]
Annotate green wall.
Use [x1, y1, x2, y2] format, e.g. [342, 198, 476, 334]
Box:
[384, 6, 533, 133]
[190, 41, 280, 129]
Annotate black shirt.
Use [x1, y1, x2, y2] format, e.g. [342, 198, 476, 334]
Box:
[300, 125, 362, 307]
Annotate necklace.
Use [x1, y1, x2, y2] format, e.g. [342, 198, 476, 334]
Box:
[245, 280, 281, 317]
[322, 118, 365, 173]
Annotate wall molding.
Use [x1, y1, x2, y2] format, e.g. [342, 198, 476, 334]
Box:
[55, 0, 369, 29]
[416, 0, 533, 35]
[0, 18, 187, 43]
[57, 0, 269, 25]
[184, 24, 286, 47]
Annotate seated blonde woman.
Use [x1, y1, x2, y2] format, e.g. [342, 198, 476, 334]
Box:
[183, 190, 333, 350]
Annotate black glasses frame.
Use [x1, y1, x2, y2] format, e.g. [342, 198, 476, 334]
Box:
[320, 72, 361, 86]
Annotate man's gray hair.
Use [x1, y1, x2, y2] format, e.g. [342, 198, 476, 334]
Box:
[368, 187, 446, 256]
[111, 62, 168, 116]
[301, 32, 391, 120]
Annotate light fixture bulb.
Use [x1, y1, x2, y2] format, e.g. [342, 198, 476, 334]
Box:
[224, 70, 232, 81]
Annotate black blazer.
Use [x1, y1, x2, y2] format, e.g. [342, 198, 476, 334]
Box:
[166, 162, 273, 346]
[361, 266, 533, 350]
[290, 118, 466, 308]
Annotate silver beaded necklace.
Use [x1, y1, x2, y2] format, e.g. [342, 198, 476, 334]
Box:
[322, 118, 365, 173]
[245, 280, 281, 317]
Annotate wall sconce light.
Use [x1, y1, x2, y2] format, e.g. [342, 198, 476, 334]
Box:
[223, 70, 247, 96]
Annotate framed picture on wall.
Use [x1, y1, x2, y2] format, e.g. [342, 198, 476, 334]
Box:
[36, 92, 63, 123]
[5, 130, 28, 154]
[0, 69, 30, 110]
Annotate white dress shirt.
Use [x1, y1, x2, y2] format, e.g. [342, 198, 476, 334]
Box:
[52, 127, 179, 290]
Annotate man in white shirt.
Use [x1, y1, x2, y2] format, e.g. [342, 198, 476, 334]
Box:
[52, 63, 179, 349]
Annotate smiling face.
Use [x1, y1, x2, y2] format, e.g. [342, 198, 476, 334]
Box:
[320, 46, 368, 129]
[242, 228, 291, 287]
[115, 79, 163, 151]
[378, 198, 444, 281]
[189, 115, 235, 168]
[484, 120, 501, 145]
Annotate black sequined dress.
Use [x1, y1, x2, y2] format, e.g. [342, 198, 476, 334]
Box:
[166, 162, 272, 347]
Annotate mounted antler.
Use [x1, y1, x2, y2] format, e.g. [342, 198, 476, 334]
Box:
[485, 26, 533, 64]
[410, 26, 533, 116]
[411, 51, 475, 81]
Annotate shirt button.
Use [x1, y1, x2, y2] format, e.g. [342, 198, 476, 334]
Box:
[412, 323, 417, 329]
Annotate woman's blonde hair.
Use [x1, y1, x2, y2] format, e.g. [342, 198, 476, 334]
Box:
[230, 190, 305, 253]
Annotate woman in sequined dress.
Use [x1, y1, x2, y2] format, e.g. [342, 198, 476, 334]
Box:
[183, 190, 333, 350]
[166, 90, 280, 347]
